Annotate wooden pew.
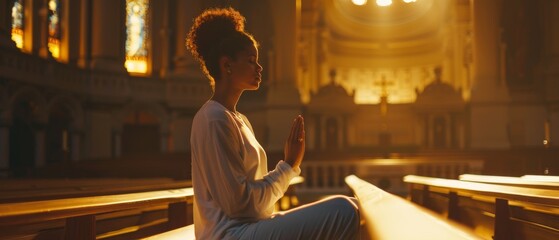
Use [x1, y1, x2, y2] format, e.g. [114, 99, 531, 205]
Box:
[142, 224, 195, 240]
[404, 175, 559, 240]
[0, 179, 191, 203]
[0, 176, 305, 240]
[0, 178, 175, 191]
[146, 176, 305, 240]
[345, 175, 481, 239]
[0, 187, 194, 240]
[521, 175, 559, 183]
[459, 174, 559, 190]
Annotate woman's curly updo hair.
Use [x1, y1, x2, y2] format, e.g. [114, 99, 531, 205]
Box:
[186, 8, 257, 90]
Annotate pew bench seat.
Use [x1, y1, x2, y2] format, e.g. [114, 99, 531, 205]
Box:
[143, 224, 195, 240]
[345, 175, 481, 239]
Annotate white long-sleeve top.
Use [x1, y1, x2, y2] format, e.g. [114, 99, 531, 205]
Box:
[190, 100, 300, 240]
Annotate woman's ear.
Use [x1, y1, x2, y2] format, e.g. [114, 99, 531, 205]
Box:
[219, 56, 232, 76]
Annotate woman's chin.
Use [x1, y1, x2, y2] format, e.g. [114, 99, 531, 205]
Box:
[249, 80, 261, 90]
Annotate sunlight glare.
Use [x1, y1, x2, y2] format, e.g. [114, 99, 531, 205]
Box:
[125, 57, 148, 74]
[376, 0, 392, 7]
[352, 0, 367, 6]
[11, 29, 23, 49]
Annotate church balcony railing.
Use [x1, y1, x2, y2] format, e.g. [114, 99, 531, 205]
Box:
[299, 158, 484, 197]
[0, 50, 209, 107]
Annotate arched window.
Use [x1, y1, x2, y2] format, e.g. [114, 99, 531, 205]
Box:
[125, 0, 149, 74]
[47, 0, 61, 59]
[11, 0, 24, 49]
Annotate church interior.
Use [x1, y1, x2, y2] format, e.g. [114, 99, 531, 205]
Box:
[0, 0, 558, 239]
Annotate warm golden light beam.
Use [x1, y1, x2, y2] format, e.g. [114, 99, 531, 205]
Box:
[48, 37, 60, 59]
[11, 28, 23, 49]
[352, 0, 367, 6]
[376, 0, 392, 7]
[125, 56, 148, 74]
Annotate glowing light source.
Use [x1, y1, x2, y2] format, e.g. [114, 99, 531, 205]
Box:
[48, 38, 60, 59]
[376, 0, 392, 7]
[48, 0, 60, 59]
[11, 29, 23, 49]
[403, 0, 417, 3]
[352, 0, 367, 6]
[11, 0, 24, 49]
[125, 0, 149, 74]
[125, 57, 148, 73]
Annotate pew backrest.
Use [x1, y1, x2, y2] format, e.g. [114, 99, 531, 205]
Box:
[404, 175, 559, 240]
[0, 187, 194, 239]
[459, 174, 559, 190]
[0, 180, 192, 203]
[521, 175, 559, 183]
[405, 175, 559, 207]
[345, 175, 481, 240]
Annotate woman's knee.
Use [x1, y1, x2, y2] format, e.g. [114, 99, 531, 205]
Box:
[323, 196, 359, 220]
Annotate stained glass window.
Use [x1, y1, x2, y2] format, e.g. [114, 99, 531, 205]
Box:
[48, 0, 61, 59]
[125, 0, 149, 74]
[11, 0, 24, 49]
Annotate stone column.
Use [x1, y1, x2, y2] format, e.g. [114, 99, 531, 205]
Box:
[77, 0, 91, 67]
[37, 0, 51, 58]
[112, 129, 121, 158]
[469, 0, 510, 149]
[160, 132, 169, 153]
[544, 1, 559, 147]
[25, 0, 40, 53]
[169, 0, 204, 79]
[71, 131, 81, 161]
[0, 0, 17, 49]
[265, 0, 303, 152]
[0, 125, 9, 169]
[89, 0, 126, 73]
[160, 121, 169, 153]
[157, 0, 172, 78]
[34, 126, 45, 167]
[62, 0, 80, 63]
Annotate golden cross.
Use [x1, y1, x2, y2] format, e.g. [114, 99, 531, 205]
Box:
[374, 75, 394, 98]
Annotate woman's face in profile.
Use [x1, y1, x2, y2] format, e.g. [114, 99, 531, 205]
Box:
[229, 44, 263, 91]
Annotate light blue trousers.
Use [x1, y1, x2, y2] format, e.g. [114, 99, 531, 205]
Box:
[226, 195, 360, 240]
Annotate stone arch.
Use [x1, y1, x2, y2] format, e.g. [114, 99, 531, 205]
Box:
[7, 86, 47, 176]
[44, 95, 84, 163]
[46, 95, 85, 130]
[7, 86, 48, 124]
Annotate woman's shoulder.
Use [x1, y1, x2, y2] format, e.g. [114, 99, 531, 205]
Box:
[194, 100, 231, 122]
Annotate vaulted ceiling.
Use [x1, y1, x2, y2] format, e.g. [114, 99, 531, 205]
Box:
[325, 0, 449, 68]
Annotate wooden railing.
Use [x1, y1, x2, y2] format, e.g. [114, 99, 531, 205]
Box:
[345, 175, 481, 239]
[404, 175, 559, 240]
[301, 158, 483, 195]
